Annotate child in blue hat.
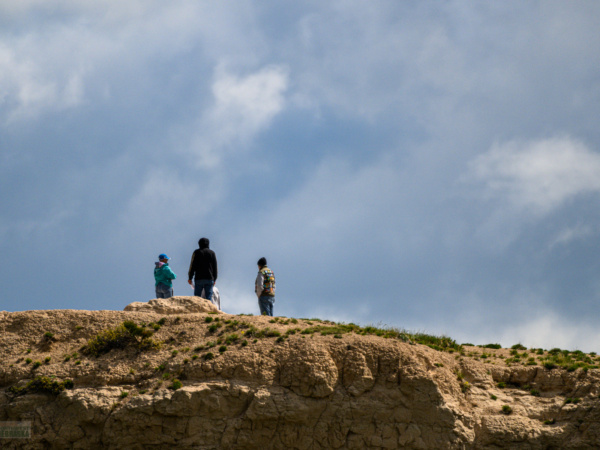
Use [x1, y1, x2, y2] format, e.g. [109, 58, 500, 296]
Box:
[154, 254, 177, 298]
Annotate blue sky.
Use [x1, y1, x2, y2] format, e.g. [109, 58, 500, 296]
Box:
[2, 1, 600, 351]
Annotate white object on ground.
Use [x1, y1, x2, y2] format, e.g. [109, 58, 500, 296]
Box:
[200, 286, 220, 310]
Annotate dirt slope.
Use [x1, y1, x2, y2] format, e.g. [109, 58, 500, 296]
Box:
[1, 297, 599, 449]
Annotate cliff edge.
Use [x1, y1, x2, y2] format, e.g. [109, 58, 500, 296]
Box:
[1, 297, 599, 449]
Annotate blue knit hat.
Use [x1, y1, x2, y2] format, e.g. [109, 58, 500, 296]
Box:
[158, 254, 170, 260]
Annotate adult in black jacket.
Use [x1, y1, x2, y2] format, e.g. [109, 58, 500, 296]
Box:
[188, 237, 218, 305]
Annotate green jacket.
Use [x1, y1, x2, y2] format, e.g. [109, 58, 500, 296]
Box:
[154, 262, 176, 287]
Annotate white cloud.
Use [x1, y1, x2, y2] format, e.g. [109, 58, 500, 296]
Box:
[548, 225, 595, 250]
[111, 167, 225, 252]
[0, 37, 88, 123]
[467, 136, 600, 215]
[186, 64, 289, 167]
[213, 65, 288, 134]
[497, 312, 600, 353]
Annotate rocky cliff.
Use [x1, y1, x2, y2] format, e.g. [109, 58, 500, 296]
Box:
[1, 297, 599, 449]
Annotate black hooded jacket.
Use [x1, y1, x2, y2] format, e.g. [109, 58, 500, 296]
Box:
[188, 238, 218, 281]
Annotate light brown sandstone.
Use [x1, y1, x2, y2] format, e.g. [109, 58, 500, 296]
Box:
[0, 298, 599, 449]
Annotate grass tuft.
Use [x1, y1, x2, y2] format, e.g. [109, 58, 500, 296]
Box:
[9, 376, 74, 396]
[82, 321, 161, 357]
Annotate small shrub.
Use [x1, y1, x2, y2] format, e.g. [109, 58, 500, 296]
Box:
[483, 343, 502, 349]
[544, 418, 556, 425]
[530, 389, 540, 397]
[139, 389, 148, 394]
[434, 363, 444, 367]
[9, 376, 74, 396]
[490, 394, 497, 400]
[276, 336, 285, 343]
[266, 329, 281, 337]
[43, 331, 55, 339]
[26, 349, 32, 354]
[204, 352, 215, 360]
[25, 358, 32, 364]
[205, 317, 214, 323]
[171, 350, 179, 358]
[460, 381, 471, 393]
[32, 361, 42, 369]
[496, 382, 506, 389]
[219, 346, 227, 353]
[120, 391, 129, 399]
[44, 357, 51, 364]
[241, 340, 248, 347]
[501, 405, 512, 415]
[225, 334, 239, 345]
[158, 318, 167, 326]
[192, 355, 199, 360]
[169, 379, 182, 390]
[511, 344, 527, 350]
[83, 321, 161, 356]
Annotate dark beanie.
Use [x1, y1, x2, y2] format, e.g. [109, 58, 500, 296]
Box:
[257, 257, 267, 267]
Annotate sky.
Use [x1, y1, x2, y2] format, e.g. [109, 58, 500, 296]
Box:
[2, 1, 600, 352]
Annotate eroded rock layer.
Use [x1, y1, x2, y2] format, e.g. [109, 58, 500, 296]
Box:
[1, 302, 599, 449]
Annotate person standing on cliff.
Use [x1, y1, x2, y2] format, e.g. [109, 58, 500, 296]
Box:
[154, 254, 177, 298]
[188, 237, 218, 306]
[255, 257, 276, 316]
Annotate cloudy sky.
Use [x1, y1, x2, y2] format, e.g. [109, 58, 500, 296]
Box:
[2, 1, 600, 351]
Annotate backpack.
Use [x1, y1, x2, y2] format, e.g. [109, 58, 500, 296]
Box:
[260, 267, 276, 296]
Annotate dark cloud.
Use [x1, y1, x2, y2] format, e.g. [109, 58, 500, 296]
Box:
[2, 1, 600, 351]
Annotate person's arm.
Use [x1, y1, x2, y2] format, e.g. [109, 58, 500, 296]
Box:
[212, 252, 218, 282]
[167, 266, 176, 280]
[255, 272, 264, 298]
[188, 252, 196, 284]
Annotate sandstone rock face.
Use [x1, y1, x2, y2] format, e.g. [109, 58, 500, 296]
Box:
[0, 305, 599, 449]
[124, 296, 219, 314]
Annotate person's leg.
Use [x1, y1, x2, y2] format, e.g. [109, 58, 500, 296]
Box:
[156, 284, 171, 299]
[266, 297, 274, 316]
[194, 280, 210, 298]
[258, 297, 268, 315]
[259, 296, 274, 316]
[203, 282, 214, 302]
[195, 279, 214, 301]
